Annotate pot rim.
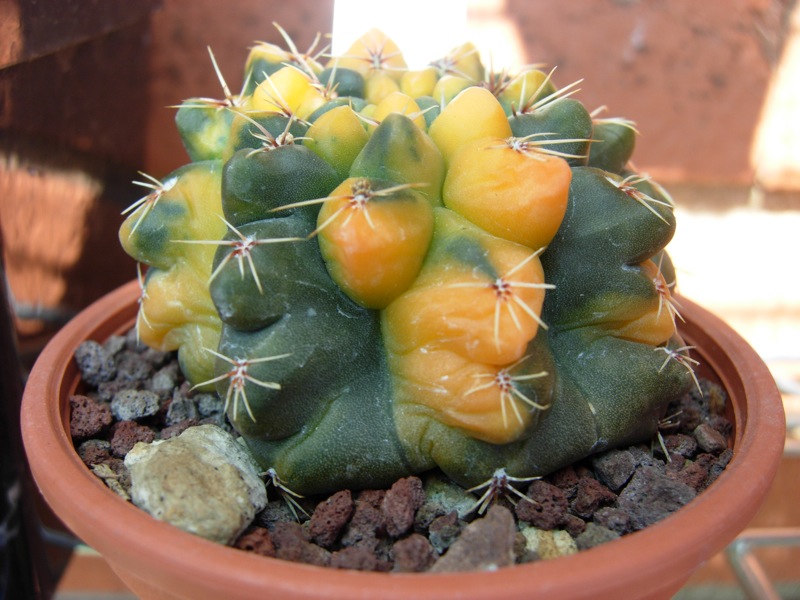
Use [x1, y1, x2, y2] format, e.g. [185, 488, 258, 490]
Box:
[21, 280, 786, 599]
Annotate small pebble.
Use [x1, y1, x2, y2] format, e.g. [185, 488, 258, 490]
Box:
[430, 505, 516, 572]
[694, 423, 727, 454]
[392, 533, 437, 572]
[575, 522, 620, 550]
[591, 450, 636, 491]
[74, 341, 116, 386]
[111, 389, 160, 421]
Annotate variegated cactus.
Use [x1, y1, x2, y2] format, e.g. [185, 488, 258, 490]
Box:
[120, 28, 694, 496]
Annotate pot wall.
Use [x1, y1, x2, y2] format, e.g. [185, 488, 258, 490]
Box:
[21, 281, 786, 600]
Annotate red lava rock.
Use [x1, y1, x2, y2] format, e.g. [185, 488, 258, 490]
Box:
[109, 420, 156, 457]
[694, 423, 728, 454]
[430, 505, 516, 572]
[667, 458, 709, 491]
[515, 480, 567, 529]
[309, 490, 354, 548]
[570, 477, 616, 519]
[330, 545, 391, 572]
[663, 433, 698, 458]
[69, 394, 113, 440]
[562, 513, 587, 537]
[234, 527, 276, 558]
[381, 476, 425, 537]
[271, 522, 330, 567]
[548, 465, 580, 499]
[428, 511, 462, 554]
[392, 533, 437, 572]
[341, 494, 387, 546]
[357, 489, 386, 509]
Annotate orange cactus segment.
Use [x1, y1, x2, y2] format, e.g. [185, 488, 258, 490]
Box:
[443, 136, 572, 251]
[428, 86, 512, 164]
[316, 178, 434, 309]
[390, 347, 534, 444]
[383, 209, 550, 366]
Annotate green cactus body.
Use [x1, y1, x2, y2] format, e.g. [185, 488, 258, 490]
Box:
[121, 28, 694, 496]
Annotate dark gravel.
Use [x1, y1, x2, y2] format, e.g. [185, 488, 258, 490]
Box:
[71, 330, 734, 572]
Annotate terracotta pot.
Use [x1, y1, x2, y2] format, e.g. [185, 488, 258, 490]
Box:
[21, 280, 786, 599]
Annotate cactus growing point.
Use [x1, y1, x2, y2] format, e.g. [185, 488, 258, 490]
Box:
[120, 27, 693, 496]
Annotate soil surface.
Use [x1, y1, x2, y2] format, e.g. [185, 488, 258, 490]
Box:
[70, 328, 733, 572]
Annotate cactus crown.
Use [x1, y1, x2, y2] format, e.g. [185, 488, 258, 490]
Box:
[119, 26, 694, 496]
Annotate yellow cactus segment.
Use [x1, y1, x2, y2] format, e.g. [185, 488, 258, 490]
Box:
[500, 69, 554, 112]
[430, 75, 472, 107]
[610, 260, 678, 346]
[120, 163, 226, 387]
[372, 92, 425, 130]
[384, 209, 548, 366]
[252, 65, 326, 120]
[137, 268, 222, 386]
[400, 67, 439, 98]
[305, 105, 370, 180]
[317, 178, 434, 309]
[364, 71, 401, 105]
[428, 86, 512, 164]
[443, 136, 571, 251]
[390, 347, 532, 444]
[432, 41, 485, 82]
[331, 28, 408, 80]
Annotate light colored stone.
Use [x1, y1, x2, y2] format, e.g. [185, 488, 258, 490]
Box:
[124, 424, 267, 545]
[520, 526, 578, 560]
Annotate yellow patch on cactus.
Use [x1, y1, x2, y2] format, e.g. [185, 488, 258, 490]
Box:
[428, 86, 512, 164]
[443, 136, 572, 250]
[316, 178, 434, 309]
[372, 92, 426, 130]
[430, 75, 473, 107]
[500, 68, 555, 112]
[400, 67, 439, 98]
[252, 65, 326, 120]
[433, 41, 485, 82]
[332, 28, 408, 80]
[305, 105, 371, 180]
[363, 71, 401, 105]
[610, 260, 679, 346]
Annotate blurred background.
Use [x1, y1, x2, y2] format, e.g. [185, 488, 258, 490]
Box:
[1, 0, 798, 597]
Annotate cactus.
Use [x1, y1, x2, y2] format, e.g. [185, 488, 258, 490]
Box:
[120, 28, 694, 496]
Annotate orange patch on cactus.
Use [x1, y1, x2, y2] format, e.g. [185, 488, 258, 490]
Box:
[316, 178, 434, 309]
[443, 136, 572, 251]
